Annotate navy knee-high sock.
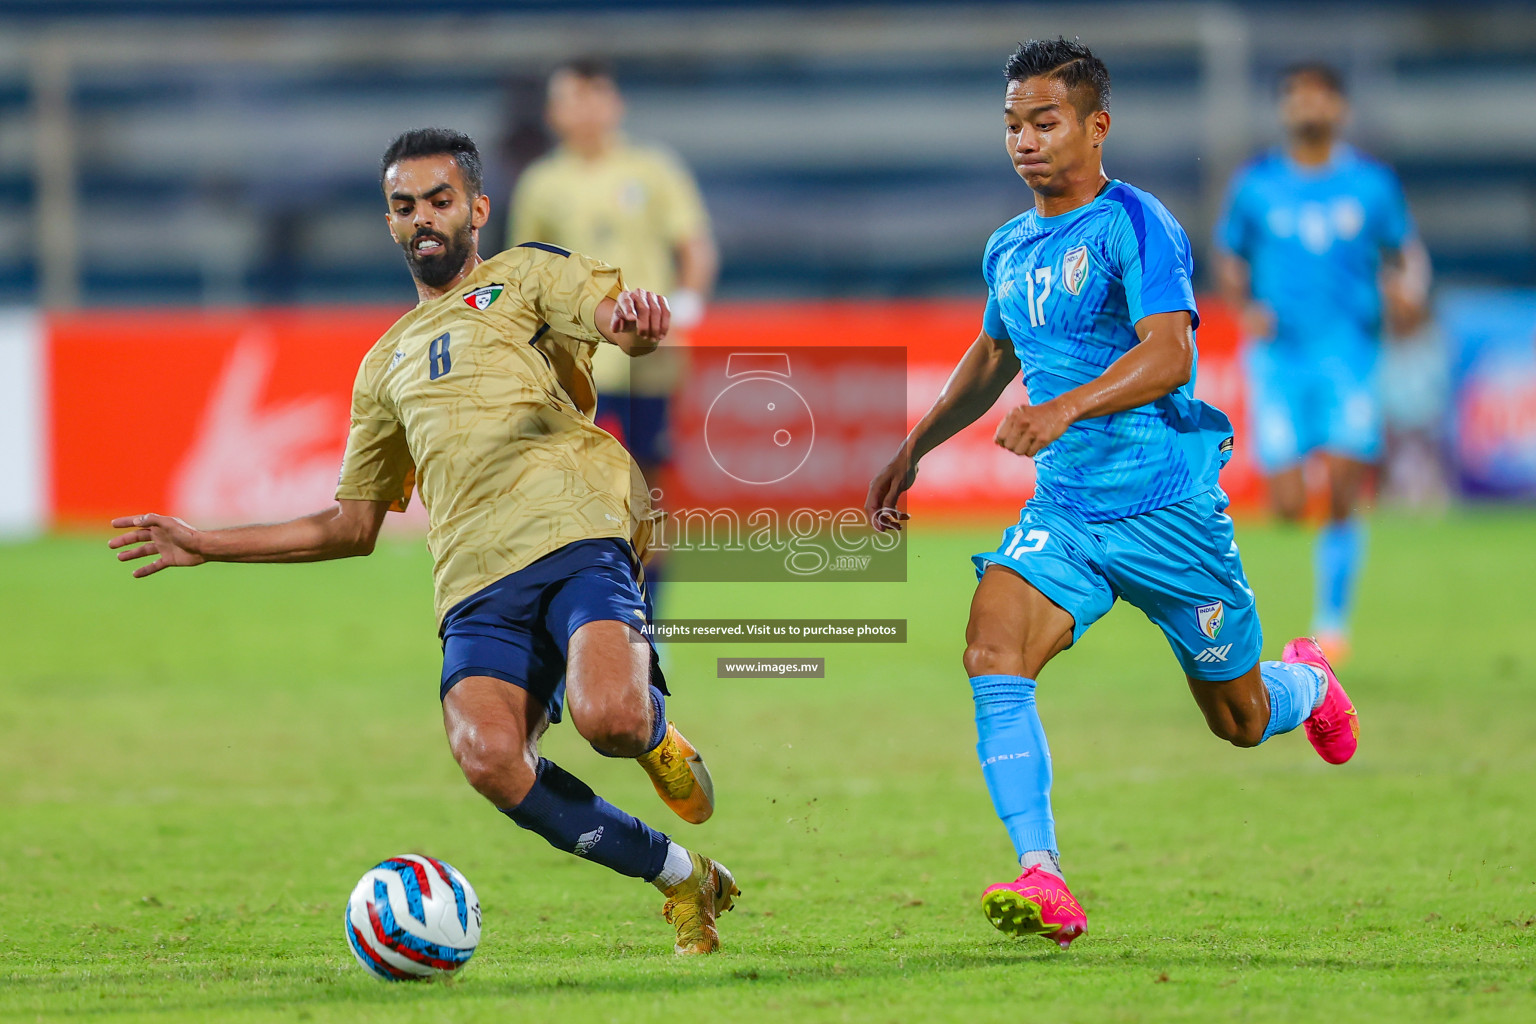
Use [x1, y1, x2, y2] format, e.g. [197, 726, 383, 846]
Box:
[502, 758, 670, 881]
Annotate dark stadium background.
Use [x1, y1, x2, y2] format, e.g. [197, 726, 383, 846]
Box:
[1, 1, 1530, 306]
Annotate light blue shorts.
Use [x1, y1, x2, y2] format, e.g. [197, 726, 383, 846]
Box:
[973, 489, 1262, 680]
[1246, 342, 1382, 472]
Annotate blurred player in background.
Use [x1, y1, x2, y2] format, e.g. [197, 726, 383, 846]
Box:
[868, 39, 1360, 951]
[108, 128, 737, 956]
[510, 56, 718, 605]
[1216, 63, 1429, 660]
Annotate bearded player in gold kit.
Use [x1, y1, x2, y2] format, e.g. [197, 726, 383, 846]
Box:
[108, 128, 737, 956]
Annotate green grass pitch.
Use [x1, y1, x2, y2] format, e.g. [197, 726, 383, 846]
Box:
[2, 513, 1534, 1022]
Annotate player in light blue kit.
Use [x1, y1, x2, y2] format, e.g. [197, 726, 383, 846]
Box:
[1216, 63, 1428, 660]
[867, 39, 1360, 950]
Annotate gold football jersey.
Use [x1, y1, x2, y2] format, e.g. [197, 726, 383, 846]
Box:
[335, 243, 657, 626]
[510, 139, 708, 395]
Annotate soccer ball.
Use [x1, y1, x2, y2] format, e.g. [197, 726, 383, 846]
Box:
[344, 855, 481, 980]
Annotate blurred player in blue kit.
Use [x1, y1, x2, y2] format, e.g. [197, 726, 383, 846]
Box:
[867, 39, 1361, 950]
[1216, 63, 1429, 660]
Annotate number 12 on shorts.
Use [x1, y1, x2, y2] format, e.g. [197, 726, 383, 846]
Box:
[1004, 528, 1050, 559]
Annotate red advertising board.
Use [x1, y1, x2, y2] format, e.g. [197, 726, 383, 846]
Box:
[49, 308, 406, 527]
[685, 298, 1262, 519]
[45, 298, 1260, 528]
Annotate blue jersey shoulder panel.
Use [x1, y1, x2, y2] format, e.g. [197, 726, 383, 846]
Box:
[1101, 181, 1201, 329]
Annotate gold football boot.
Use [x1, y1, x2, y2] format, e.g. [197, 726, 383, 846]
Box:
[661, 850, 739, 955]
[636, 721, 715, 824]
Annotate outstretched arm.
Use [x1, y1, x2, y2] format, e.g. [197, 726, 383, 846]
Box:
[865, 329, 1021, 530]
[108, 499, 391, 578]
[994, 310, 1193, 457]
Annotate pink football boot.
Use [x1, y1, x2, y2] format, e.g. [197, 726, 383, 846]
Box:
[981, 866, 1087, 949]
[1285, 636, 1359, 765]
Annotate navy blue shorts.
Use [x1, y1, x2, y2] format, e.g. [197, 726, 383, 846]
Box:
[438, 538, 665, 722]
[596, 392, 671, 468]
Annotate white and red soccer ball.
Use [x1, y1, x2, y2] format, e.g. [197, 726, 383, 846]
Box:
[344, 855, 480, 980]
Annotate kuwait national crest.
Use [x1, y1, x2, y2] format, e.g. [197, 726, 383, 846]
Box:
[464, 284, 504, 310]
[1196, 601, 1224, 641]
[1061, 245, 1090, 295]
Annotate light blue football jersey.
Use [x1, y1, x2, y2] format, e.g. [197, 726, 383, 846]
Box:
[1216, 144, 1413, 367]
[982, 180, 1234, 522]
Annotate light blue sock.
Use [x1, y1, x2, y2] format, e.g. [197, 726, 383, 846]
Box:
[1314, 519, 1365, 634]
[970, 675, 1056, 859]
[1258, 661, 1326, 743]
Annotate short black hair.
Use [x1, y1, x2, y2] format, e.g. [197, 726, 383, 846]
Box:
[1280, 61, 1346, 98]
[1004, 37, 1111, 117]
[379, 127, 483, 196]
[553, 55, 614, 83]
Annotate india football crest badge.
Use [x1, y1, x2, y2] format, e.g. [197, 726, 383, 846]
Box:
[1061, 245, 1090, 295]
[1196, 601, 1225, 641]
[464, 284, 504, 311]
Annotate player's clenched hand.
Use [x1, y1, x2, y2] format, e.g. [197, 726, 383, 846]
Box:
[865, 451, 916, 532]
[611, 289, 671, 341]
[107, 514, 206, 578]
[995, 400, 1073, 458]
